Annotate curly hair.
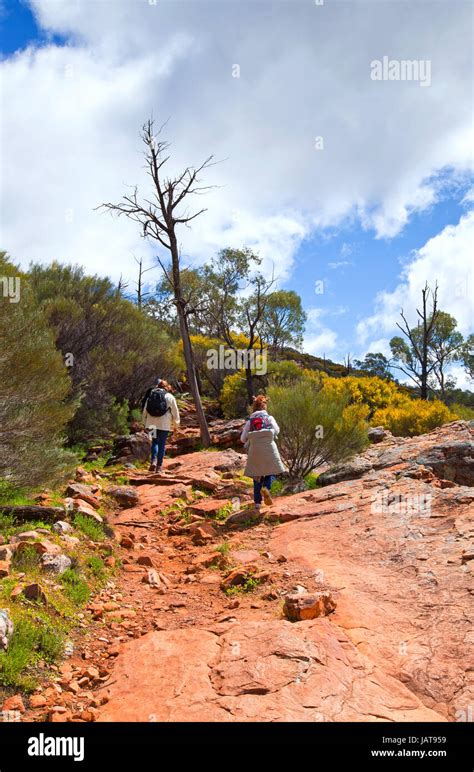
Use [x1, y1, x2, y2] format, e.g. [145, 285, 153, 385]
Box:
[252, 394, 268, 412]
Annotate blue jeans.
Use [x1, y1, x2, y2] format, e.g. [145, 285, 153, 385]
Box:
[253, 475, 274, 505]
[150, 429, 169, 467]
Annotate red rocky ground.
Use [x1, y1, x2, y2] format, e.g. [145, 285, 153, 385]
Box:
[14, 421, 474, 723]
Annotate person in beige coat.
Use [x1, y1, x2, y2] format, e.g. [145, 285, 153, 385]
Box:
[240, 395, 286, 511]
[141, 379, 180, 472]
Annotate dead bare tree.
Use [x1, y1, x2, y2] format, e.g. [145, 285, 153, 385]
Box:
[97, 119, 216, 445]
[134, 256, 153, 309]
[391, 283, 440, 400]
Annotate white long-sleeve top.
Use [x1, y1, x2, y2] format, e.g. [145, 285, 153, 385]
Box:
[240, 410, 280, 444]
[142, 392, 180, 432]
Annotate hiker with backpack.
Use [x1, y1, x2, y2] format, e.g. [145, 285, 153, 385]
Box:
[240, 394, 286, 512]
[141, 378, 180, 472]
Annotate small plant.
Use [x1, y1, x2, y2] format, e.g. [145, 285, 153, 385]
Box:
[12, 544, 42, 572]
[216, 541, 231, 555]
[0, 615, 65, 690]
[224, 575, 261, 595]
[60, 568, 90, 605]
[86, 555, 106, 579]
[0, 481, 32, 506]
[304, 472, 319, 490]
[215, 503, 233, 521]
[73, 513, 106, 542]
[270, 479, 284, 495]
[111, 475, 129, 486]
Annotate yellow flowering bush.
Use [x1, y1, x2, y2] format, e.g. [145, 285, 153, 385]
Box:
[372, 398, 455, 436]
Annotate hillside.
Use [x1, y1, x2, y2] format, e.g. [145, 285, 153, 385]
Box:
[1, 420, 472, 722]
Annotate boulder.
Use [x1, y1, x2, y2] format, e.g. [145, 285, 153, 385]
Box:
[141, 569, 161, 588]
[210, 420, 244, 448]
[225, 509, 261, 526]
[415, 441, 474, 486]
[188, 498, 230, 518]
[368, 426, 390, 443]
[53, 520, 74, 535]
[72, 500, 103, 523]
[136, 555, 154, 567]
[22, 583, 48, 603]
[41, 553, 72, 574]
[60, 535, 80, 549]
[283, 592, 337, 621]
[16, 530, 40, 540]
[16, 539, 61, 556]
[0, 559, 11, 578]
[0, 545, 14, 561]
[65, 483, 101, 508]
[1, 695, 25, 713]
[213, 449, 247, 472]
[318, 458, 373, 486]
[219, 565, 268, 590]
[0, 505, 64, 523]
[107, 486, 139, 508]
[0, 609, 14, 650]
[106, 431, 151, 466]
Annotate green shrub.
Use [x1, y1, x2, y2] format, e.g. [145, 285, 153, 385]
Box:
[450, 403, 474, 421]
[73, 513, 106, 541]
[268, 377, 369, 478]
[269, 478, 284, 495]
[220, 371, 249, 419]
[60, 568, 90, 604]
[304, 472, 319, 489]
[12, 545, 42, 572]
[0, 253, 77, 489]
[86, 555, 106, 579]
[0, 616, 64, 690]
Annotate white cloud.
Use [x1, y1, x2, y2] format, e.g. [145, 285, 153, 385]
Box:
[357, 338, 393, 359]
[304, 330, 339, 356]
[446, 363, 473, 392]
[357, 210, 474, 345]
[303, 304, 346, 356]
[0, 0, 472, 282]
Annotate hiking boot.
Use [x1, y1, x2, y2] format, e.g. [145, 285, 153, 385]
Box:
[148, 462, 157, 472]
[262, 487, 273, 506]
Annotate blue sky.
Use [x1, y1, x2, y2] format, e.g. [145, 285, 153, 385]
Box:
[0, 0, 66, 54]
[1, 0, 473, 382]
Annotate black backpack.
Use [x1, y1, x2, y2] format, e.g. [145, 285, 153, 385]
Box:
[145, 388, 170, 418]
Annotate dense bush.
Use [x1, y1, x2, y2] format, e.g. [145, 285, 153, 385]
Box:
[0, 253, 77, 487]
[317, 374, 402, 417]
[220, 371, 251, 419]
[268, 378, 369, 478]
[449, 403, 474, 421]
[28, 263, 179, 441]
[372, 398, 455, 436]
[221, 360, 307, 418]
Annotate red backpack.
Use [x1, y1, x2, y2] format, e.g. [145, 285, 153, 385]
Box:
[249, 413, 272, 432]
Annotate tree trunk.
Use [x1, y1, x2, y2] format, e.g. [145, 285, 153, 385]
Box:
[245, 364, 254, 406]
[420, 288, 428, 400]
[170, 236, 211, 446]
